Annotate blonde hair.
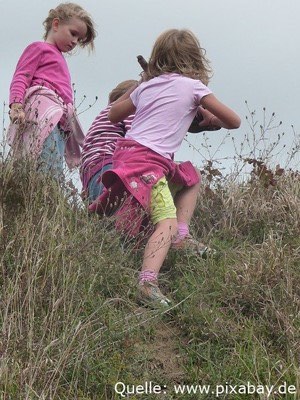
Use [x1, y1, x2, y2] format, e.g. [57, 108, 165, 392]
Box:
[109, 80, 138, 103]
[147, 29, 212, 85]
[43, 3, 97, 51]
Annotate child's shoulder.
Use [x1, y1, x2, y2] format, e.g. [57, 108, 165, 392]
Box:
[163, 73, 204, 88]
[177, 74, 209, 90]
[142, 74, 205, 91]
[24, 41, 56, 52]
[25, 41, 44, 48]
[21, 42, 62, 60]
[22, 41, 47, 53]
[158, 73, 198, 84]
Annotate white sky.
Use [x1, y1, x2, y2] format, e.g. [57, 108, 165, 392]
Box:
[1, 0, 299, 178]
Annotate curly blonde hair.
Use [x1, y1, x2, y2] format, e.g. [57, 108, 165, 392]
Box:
[43, 3, 97, 51]
[147, 29, 212, 85]
[109, 80, 138, 103]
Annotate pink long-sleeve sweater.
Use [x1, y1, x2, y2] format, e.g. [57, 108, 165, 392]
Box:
[9, 41, 73, 106]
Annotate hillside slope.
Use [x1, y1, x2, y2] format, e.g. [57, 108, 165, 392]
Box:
[1, 159, 299, 399]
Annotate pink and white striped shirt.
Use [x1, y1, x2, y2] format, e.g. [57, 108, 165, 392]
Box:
[80, 104, 134, 190]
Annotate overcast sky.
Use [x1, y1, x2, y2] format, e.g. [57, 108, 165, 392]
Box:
[1, 0, 299, 179]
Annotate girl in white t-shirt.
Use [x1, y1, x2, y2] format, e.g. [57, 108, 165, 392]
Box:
[96, 29, 241, 307]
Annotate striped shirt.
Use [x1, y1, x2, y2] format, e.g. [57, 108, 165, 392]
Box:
[80, 104, 134, 190]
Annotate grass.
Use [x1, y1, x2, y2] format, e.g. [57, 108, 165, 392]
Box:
[1, 156, 299, 399]
[1, 106, 300, 399]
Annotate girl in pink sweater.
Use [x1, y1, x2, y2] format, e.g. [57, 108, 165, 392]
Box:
[8, 3, 96, 178]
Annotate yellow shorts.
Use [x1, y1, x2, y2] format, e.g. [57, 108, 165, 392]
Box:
[150, 177, 182, 225]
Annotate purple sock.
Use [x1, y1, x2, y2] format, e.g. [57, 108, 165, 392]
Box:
[172, 222, 189, 243]
[139, 270, 158, 284]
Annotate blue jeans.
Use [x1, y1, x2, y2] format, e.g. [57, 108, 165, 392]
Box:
[38, 126, 65, 180]
[87, 163, 112, 203]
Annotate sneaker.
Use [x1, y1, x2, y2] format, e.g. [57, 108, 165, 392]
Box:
[137, 281, 171, 308]
[171, 235, 215, 258]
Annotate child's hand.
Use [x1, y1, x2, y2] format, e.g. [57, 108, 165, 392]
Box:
[9, 103, 26, 125]
[197, 106, 220, 130]
[138, 71, 148, 83]
[188, 106, 222, 133]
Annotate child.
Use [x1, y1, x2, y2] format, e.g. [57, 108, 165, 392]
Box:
[90, 29, 241, 306]
[81, 80, 138, 203]
[7, 3, 96, 179]
[85, 80, 207, 256]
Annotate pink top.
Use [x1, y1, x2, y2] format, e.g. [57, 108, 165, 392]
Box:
[127, 73, 212, 159]
[9, 41, 73, 106]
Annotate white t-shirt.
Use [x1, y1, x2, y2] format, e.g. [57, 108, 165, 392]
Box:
[128, 73, 212, 159]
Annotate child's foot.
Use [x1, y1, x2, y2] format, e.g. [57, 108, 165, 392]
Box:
[171, 235, 215, 258]
[137, 281, 171, 308]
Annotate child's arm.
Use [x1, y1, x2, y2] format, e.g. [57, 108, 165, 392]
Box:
[9, 43, 42, 124]
[108, 80, 138, 123]
[111, 81, 139, 105]
[109, 98, 136, 123]
[199, 94, 241, 129]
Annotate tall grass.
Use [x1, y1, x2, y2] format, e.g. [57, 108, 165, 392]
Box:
[0, 107, 300, 399]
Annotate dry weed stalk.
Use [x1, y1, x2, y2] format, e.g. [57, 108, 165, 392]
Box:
[1, 102, 300, 397]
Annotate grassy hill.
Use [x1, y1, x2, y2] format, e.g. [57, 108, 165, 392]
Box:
[1, 153, 299, 399]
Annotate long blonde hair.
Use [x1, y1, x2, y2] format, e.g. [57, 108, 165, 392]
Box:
[147, 29, 212, 85]
[43, 3, 97, 51]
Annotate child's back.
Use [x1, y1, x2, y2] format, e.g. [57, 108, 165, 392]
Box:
[127, 73, 211, 159]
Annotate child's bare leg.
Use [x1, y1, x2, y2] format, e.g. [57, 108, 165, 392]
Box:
[138, 177, 178, 306]
[172, 171, 212, 256]
[141, 218, 177, 273]
[138, 218, 177, 306]
[173, 167, 201, 242]
[174, 179, 200, 226]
